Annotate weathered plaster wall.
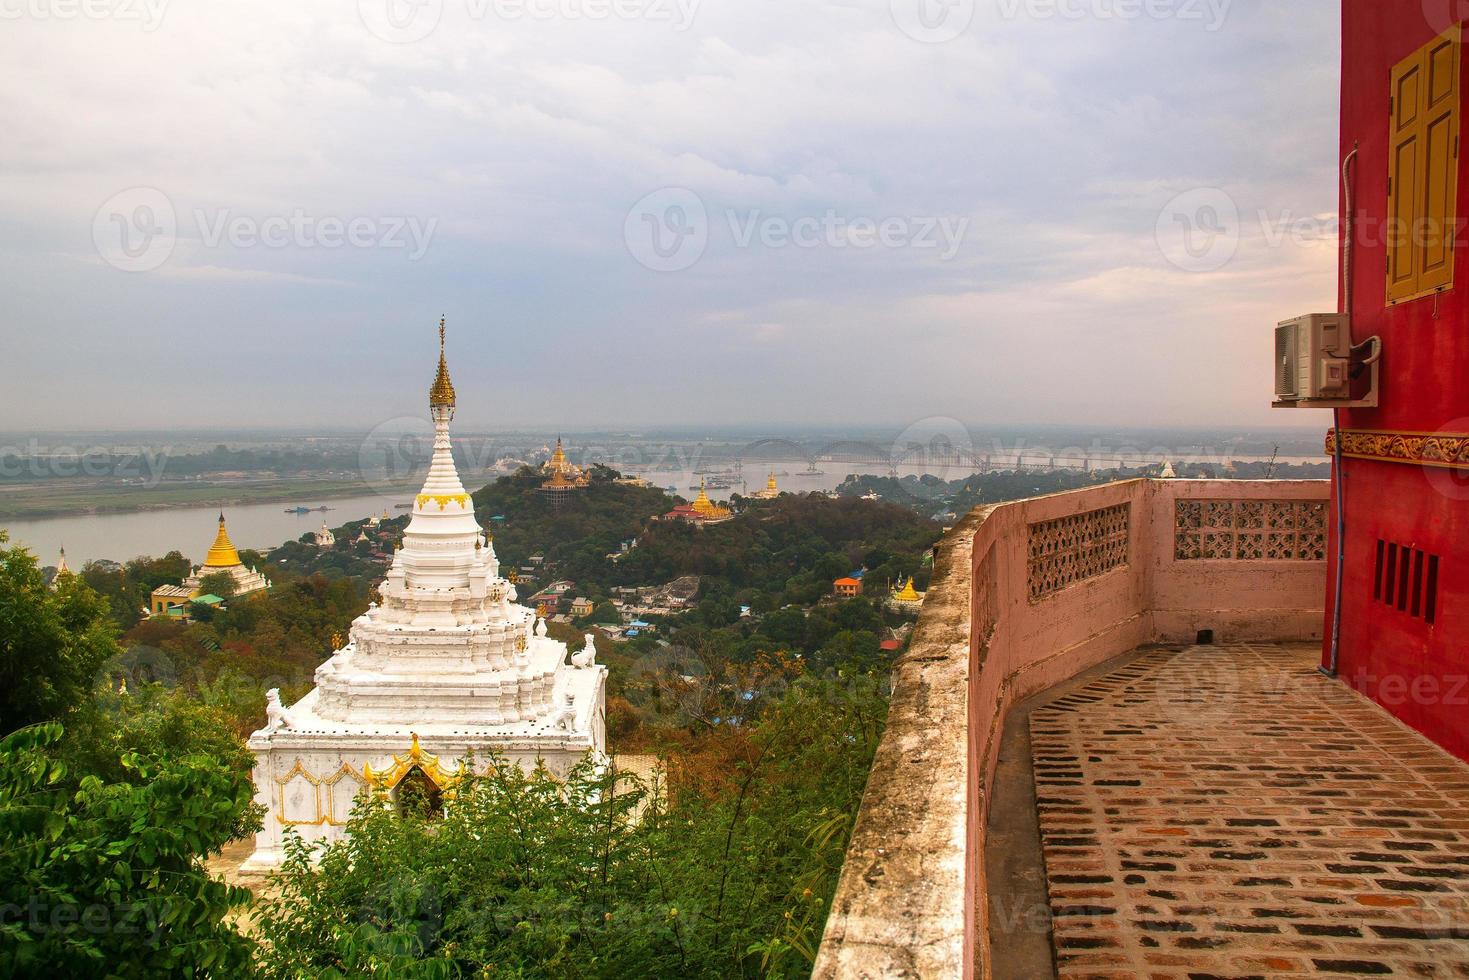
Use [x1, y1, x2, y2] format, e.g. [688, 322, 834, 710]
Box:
[814, 479, 1328, 978]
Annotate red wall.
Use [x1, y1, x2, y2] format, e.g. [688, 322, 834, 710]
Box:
[1328, 0, 1469, 760]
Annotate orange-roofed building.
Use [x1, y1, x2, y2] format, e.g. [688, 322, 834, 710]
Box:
[833, 577, 863, 597]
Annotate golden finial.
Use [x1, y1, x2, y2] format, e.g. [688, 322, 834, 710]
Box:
[429, 315, 456, 410]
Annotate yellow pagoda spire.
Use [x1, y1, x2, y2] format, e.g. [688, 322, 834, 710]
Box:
[429, 316, 456, 415]
[204, 512, 242, 568]
[894, 576, 921, 602]
[693, 478, 714, 513]
[767, 471, 778, 491]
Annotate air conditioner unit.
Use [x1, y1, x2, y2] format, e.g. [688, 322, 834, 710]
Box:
[1274, 313, 1351, 403]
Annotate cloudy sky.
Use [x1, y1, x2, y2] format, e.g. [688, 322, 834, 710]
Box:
[0, 0, 1341, 432]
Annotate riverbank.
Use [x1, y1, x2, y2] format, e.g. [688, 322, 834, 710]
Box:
[0, 477, 423, 521]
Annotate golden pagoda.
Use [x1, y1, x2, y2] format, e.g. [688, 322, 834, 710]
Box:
[887, 576, 925, 612]
[691, 479, 733, 521]
[751, 471, 781, 499]
[149, 512, 270, 618]
[539, 436, 590, 502]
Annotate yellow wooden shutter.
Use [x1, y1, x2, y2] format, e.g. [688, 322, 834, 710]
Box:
[1388, 49, 1425, 302]
[1419, 31, 1459, 294]
[1387, 28, 1460, 304]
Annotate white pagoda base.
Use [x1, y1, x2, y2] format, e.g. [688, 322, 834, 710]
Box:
[241, 665, 604, 871]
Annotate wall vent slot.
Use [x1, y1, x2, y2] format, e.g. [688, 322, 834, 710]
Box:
[1373, 539, 1440, 624]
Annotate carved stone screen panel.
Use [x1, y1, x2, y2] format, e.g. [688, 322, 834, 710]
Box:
[1027, 504, 1131, 601]
[1174, 499, 1328, 561]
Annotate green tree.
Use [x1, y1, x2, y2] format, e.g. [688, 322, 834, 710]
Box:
[0, 722, 260, 977]
[0, 534, 119, 735]
[197, 571, 238, 599]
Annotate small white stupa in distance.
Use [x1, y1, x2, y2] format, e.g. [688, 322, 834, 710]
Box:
[242, 318, 607, 870]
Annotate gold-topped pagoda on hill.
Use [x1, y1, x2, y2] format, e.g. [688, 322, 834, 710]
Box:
[149, 512, 270, 618]
[664, 478, 734, 525]
[538, 437, 591, 502]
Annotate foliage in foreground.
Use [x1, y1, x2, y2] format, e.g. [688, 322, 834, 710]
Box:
[0, 533, 262, 977]
[256, 675, 888, 979]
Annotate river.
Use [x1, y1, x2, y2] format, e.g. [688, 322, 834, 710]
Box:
[2, 491, 410, 567]
[2, 449, 1325, 569]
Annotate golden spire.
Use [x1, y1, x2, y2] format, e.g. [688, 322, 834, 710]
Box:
[204, 512, 242, 568]
[429, 315, 456, 410]
[894, 576, 921, 602]
[767, 471, 778, 491]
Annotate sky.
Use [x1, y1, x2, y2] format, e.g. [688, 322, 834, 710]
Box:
[0, 0, 1343, 433]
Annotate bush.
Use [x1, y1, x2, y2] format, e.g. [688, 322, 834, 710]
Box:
[255, 674, 888, 978]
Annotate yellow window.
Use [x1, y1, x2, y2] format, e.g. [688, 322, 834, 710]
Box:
[1387, 28, 1461, 304]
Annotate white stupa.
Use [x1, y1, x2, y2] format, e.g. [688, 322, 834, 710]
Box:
[242, 319, 607, 870]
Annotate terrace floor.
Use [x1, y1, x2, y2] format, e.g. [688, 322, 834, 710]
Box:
[991, 643, 1469, 979]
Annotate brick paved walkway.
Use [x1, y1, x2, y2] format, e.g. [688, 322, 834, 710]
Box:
[1030, 643, 1469, 978]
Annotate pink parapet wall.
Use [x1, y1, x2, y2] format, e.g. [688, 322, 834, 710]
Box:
[815, 478, 1329, 979]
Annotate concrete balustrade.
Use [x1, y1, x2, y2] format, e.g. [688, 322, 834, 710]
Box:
[813, 479, 1329, 978]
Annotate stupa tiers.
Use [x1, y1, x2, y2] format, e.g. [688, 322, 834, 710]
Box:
[148, 514, 270, 618]
[242, 320, 607, 870]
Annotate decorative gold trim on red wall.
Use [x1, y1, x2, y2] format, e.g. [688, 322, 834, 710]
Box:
[1325, 428, 1469, 469]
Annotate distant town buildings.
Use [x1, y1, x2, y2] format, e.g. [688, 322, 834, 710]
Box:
[149, 513, 270, 618]
[528, 579, 577, 617]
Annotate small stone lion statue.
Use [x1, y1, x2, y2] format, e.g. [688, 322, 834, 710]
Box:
[265, 688, 295, 731]
[571, 634, 597, 669]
